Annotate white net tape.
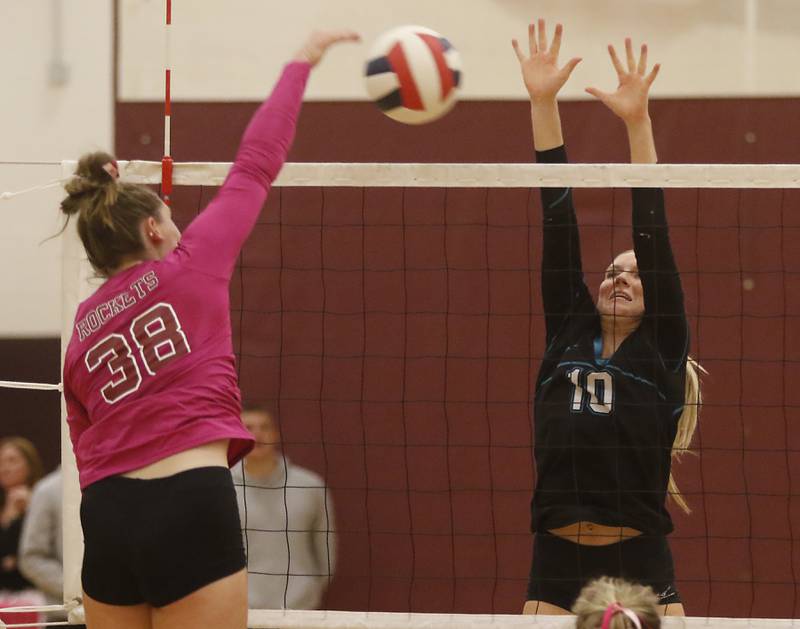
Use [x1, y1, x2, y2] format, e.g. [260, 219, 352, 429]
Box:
[0, 608, 771, 629]
[0, 606, 797, 629]
[247, 615, 800, 629]
[239, 613, 800, 629]
[56, 160, 800, 189]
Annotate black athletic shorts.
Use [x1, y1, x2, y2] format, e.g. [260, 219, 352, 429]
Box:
[80, 466, 246, 607]
[526, 532, 681, 611]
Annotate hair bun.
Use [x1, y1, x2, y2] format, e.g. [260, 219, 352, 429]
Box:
[61, 151, 120, 217]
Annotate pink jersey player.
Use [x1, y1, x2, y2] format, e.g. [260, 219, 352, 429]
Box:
[64, 59, 310, 490]
[59, 30, 359, 629]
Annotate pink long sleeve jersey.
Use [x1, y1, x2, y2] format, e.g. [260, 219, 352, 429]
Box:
[64, 62, 311, 490]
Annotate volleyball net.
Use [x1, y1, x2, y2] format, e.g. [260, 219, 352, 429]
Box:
[2, 159, 800, 627]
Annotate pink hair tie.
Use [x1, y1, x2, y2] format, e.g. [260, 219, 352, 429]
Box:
[601, 602, 642, 629]
[102, 160, 120, 180]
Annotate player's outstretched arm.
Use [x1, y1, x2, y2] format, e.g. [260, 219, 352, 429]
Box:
[512, 19, 581, 151]
[585, 37, 660, 164]
[589, 41, 688, 367]
[180, 29, 360, 280]
[515, 21, 590, 341]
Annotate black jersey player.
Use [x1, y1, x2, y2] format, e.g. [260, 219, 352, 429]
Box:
[512, 20, 703, 617]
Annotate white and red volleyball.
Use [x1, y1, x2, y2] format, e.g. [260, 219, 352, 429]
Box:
[365, 25, 462, 125]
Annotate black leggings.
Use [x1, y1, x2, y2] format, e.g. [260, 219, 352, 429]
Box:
[81, 466, 246, 607]
[527, 532, 681, 611]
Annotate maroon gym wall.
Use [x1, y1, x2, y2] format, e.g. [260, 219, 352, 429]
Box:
[0, 339, 62, 472]
[103, 97, 798, 618]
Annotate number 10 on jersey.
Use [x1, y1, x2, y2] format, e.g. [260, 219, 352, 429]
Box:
[567, 368, 614, 415]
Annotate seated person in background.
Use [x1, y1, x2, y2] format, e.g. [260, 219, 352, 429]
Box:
[19, 466, 66, 623]
[573, 577, 661, 629]
[0, 437, 46, 627]
[233, 405, 336, 610]
[0, 437, 44, 592]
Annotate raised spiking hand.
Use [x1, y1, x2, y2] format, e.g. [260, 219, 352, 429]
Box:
[294, 29, 361, 67]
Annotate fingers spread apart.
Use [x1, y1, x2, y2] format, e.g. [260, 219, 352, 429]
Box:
[519, 19, 566, 59]
[609, 38, 659, 83]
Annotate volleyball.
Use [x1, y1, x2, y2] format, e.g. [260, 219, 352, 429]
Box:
[364, 25, 462, 125]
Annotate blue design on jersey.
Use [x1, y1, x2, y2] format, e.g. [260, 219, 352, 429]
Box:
[556, 360, 596, 371]
[546, 187, 571, 210]
[593, 336, 609, 366]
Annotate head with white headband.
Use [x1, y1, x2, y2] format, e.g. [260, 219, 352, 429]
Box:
[573, 577, 661, 629]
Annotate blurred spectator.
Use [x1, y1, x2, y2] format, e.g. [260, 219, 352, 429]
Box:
[233, 405, 336, 609]
[19, 466, 66, 623]
[0, 437, 43, 591]
[0, 437, 46, 626]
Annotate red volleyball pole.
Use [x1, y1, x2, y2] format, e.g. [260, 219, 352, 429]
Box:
[161, 0, 173, 205]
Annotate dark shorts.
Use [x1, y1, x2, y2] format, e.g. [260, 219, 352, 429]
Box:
[81, 466, 246, 607]
[526, 532, 681, 611]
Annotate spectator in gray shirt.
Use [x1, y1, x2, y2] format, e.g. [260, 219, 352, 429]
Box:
[233, 405, 336, 610]
[18, 466, 66, 622]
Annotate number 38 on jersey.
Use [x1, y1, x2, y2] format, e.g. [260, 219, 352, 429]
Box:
[84, 303, 191, 404]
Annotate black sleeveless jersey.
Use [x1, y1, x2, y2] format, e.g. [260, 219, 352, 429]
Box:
[532, 146, 689, 536]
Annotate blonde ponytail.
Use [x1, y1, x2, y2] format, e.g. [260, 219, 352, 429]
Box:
[668, 355, 706, 514]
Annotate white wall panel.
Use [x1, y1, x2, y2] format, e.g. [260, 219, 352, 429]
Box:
[0, 1, 113, 336]
[119, 0, 800, 102]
